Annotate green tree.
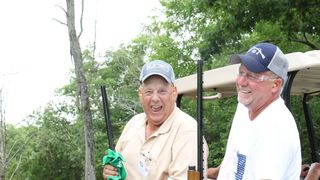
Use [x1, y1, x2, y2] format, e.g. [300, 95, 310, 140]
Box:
[5, 0, 320, 177]
[5, 100, 83, 179]
[159, 0, 320, 60]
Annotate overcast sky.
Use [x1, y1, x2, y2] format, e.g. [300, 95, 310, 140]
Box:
[0, 0, 161, 125]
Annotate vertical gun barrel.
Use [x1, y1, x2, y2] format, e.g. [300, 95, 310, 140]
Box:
[197, 59, 204, 180]
[101, 85, 115, 150]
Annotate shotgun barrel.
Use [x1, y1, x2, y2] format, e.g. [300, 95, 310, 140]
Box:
[101, 85, 115, 150]
[197, 59, 204, 179]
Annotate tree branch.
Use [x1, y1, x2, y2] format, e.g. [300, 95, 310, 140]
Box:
[8, 154, 22, 180]
[53, 5, 68, 26]
[77, 0, 84, 39]
[92, 7, 97, 60]
[289, 34, 319, 50]
[6, 132, 35, 166]
[55, 5, 67, 14]
[52, 18, 67, 26]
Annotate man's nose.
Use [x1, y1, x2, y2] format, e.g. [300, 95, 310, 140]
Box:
[150, 92, 161, 100]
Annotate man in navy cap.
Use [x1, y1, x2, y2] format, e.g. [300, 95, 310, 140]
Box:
[103, 60, 209, 179]
[208, 43, 301, 179]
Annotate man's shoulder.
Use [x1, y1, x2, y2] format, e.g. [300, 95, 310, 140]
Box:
[175, 107, 196, 121]
[126, 113, 146, 126]
[131, 112, 146, 119]
[173, 107, 197, 128]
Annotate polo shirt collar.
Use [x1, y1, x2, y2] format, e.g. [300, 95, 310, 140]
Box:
[147, 106, 178, 137]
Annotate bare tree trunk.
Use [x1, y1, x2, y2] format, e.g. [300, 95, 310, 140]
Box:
[0, 89, 5, 180]
[65, 0, 96, 179]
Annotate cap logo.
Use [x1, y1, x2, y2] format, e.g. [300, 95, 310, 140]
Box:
[248, 47, 266, 59]
[146, 63, 170, 72]
[140, 60, 175, 84]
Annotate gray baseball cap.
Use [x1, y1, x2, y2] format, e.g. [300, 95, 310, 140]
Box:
[230, 42, 288, 82]
[139, 60, 175, 84]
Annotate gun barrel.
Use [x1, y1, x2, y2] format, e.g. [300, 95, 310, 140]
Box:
[101, 85, 115, 150]
[197, 60, 204, 180]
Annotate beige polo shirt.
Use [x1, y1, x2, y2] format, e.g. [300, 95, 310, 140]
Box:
[116, 106, 208, 180]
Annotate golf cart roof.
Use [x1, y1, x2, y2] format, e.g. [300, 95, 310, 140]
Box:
[175, 50, 320, 98]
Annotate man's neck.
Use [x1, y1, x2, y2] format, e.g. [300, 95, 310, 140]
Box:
[248, 96, 279, 120]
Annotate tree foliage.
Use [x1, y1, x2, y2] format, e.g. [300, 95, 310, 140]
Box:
[159, 0, 320, 61]
[4, 0, 320, 178]
[5, 100, 83, 179]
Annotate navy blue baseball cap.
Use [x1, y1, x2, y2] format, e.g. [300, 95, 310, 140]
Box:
[139, 60, 175, 84]
[230, 42, 288, 82]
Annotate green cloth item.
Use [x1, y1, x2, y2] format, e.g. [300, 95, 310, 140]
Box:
[102, 149, 126, 180]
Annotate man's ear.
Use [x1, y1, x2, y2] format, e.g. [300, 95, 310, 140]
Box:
[172, 85, 178, 99]
[272, 79, 282, 92]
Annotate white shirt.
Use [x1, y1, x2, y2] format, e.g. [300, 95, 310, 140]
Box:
[218, 98, 301, 180]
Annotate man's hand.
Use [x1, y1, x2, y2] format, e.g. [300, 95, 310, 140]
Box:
[207, 165, 220, 179]
[102, 164, 119, 180]
[301, 164, 310, 178]
[305, 162, 320, 180]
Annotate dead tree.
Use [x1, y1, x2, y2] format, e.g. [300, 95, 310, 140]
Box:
[56, 0, 96, 179]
